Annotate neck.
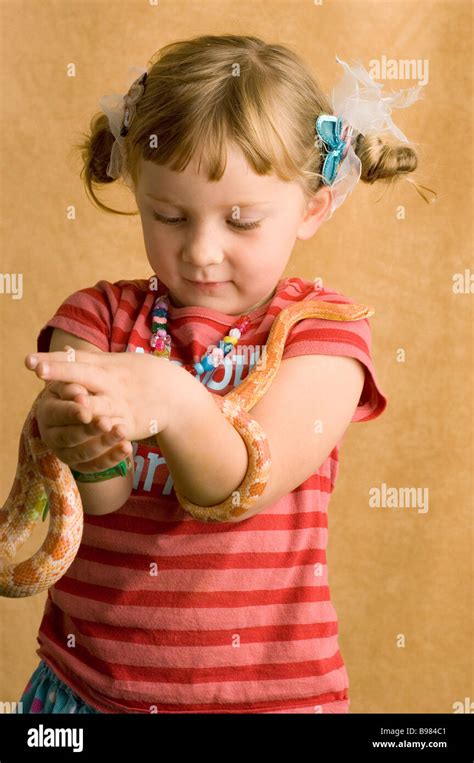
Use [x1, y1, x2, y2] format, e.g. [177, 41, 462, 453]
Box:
[167, 283, 279, 314]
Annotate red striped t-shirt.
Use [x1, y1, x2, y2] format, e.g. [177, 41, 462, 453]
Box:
[34, 275, 387, 714]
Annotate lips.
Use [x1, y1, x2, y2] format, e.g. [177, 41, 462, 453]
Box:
[185, 279, 230, 290]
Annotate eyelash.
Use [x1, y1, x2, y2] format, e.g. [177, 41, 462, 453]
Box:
[152, 212, 262, 231]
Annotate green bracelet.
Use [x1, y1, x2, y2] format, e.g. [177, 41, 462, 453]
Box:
[40, 458, 133, 522]
[71, 456, 133, 484]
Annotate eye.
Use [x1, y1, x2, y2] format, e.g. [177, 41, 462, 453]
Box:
[228, 219, 262, 231]
[152, 212, 262, 231]
[152, 213, 185, 225]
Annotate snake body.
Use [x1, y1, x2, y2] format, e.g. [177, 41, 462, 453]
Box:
[0, 299, 373, 597]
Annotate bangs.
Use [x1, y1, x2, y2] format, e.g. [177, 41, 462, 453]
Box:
[80, 35, 334, 215]
[130, 75, 305, 188]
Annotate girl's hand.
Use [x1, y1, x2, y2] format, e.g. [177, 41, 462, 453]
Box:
[25, 346, 170, 444]
[35, 380, 133, 473]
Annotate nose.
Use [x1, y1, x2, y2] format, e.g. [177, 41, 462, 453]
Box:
[181, 221, 225, 267]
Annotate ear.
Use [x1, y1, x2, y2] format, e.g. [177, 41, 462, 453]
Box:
[296, 186, 333, 241]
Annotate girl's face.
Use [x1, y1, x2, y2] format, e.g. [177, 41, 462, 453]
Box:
[135, 142, 331, 314]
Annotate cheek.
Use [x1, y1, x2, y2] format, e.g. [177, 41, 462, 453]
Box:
[143, 223, 179, 255]
[144, 220, 165, 240]
[235, 249, 272, 280]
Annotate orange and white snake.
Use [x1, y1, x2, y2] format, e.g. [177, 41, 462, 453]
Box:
[0, 299, 374, 597]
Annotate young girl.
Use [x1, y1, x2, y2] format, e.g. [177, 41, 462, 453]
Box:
[18, 35, 432, 714]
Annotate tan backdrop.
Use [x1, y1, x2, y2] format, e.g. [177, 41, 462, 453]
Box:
[1, 0, 472, 714]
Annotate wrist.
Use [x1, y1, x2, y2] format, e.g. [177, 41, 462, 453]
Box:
[71, 456, 133, 483]
[157, 361, 202, 437]
[135, 356, 192, 441]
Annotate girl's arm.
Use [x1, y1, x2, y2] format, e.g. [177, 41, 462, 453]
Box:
[71, 466, 134, 516]
[158, 353, 365, 522]
[34, 331, 365, 522]
[47, 328, 134, 515]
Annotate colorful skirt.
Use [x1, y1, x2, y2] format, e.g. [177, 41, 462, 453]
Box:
[19, 660, 101, 714]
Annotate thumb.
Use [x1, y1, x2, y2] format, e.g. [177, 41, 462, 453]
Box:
[61, 383, 91, 402]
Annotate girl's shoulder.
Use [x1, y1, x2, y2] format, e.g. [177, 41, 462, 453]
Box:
[278, 277, 387, 423]
[90, 277, 150, 303]
[36, 277, 152, 353]
[278, 276, 359, 306]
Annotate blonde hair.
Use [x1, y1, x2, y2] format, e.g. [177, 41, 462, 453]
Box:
[76, 34, 436, 216]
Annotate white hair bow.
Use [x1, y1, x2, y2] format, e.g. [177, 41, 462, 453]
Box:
[98, 65, 148, 188]
[322, 54, 427, 221]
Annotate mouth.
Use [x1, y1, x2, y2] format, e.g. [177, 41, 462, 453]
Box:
[184, 279, 230, 290]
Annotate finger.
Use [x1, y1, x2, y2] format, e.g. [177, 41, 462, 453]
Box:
[40, 400, 125, 433]
[57, 435, 133, 469]
[83, 413, 130, 438]
[72, 445, 133, 475]
[59, 386, 91, 409]
[42, 382, 62, 399]
[65, 392, 116, 422]
[40, 388, 125, 432]
[25, 348, 112, 370]
[46, 381, 90, 401]
[39, 396, 95, 427]
[32, 359, 110, 394]
[48, 421, 128, 450]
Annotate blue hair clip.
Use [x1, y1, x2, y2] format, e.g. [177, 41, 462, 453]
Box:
[315, 114, 351, 186]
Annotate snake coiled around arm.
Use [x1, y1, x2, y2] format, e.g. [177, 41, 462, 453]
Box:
[0, 299, 373, 597]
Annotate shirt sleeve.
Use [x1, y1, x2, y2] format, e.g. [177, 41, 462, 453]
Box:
[281, 296, 388, 423]
[36, 280, 122, 353]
